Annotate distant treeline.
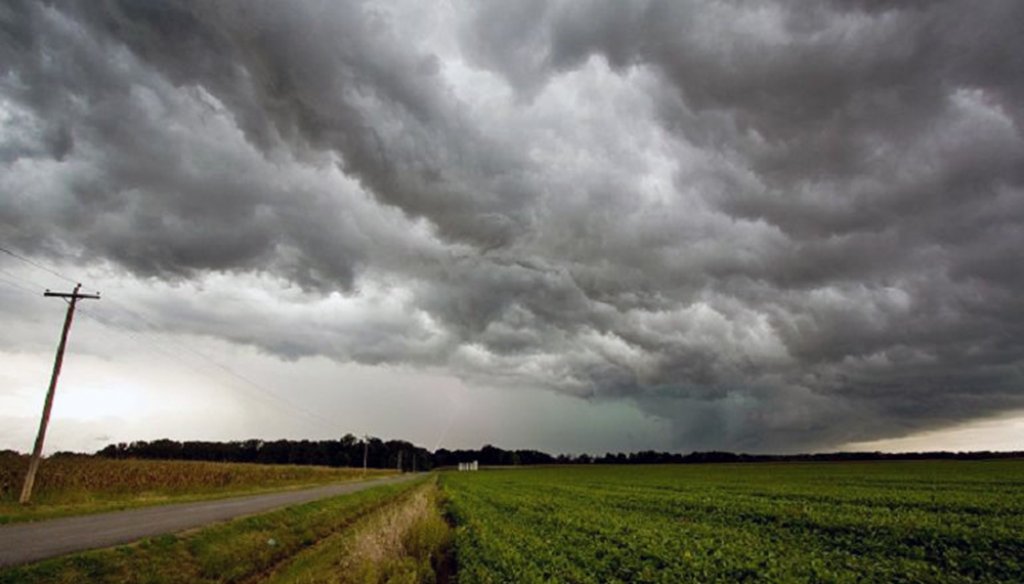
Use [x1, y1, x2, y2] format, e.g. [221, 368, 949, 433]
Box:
[435, 448, 1024, 466]
[92, 436, 1023, 470]
[96, 435, 433, 472]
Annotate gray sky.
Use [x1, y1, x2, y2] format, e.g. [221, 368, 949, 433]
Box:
[2, 0, 1023, 455]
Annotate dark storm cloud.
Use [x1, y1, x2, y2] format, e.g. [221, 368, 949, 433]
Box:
[2, 0, 1023, 451]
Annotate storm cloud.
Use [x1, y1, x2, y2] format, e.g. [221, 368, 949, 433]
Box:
[2, 0, 1023, 451]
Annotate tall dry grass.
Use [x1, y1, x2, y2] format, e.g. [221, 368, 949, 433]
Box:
[0, 452, 391, 506]
[263, 481, 453, 584]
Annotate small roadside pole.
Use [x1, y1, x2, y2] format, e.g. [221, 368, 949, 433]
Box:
[397, 450, 403, 473]
[19, 284, 100, 504]
[362, 435, 370, 476]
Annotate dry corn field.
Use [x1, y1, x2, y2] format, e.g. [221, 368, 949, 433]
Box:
[0, 452, 392, 520]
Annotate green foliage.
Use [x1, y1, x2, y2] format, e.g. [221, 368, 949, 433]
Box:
[0, 480, 424, 584]
[443, 461, 1024, 583]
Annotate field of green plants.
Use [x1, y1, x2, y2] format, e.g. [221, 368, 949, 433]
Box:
[442, 461, 1024, 583]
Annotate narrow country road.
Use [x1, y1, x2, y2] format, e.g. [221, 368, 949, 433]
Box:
[0, 473, 421, 567]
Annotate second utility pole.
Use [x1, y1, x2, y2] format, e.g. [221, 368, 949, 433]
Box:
[19, 283, 100, 504]
[362, 435, 370, 476]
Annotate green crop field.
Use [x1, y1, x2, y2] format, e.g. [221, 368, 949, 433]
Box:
[442, 461, 1024, 583]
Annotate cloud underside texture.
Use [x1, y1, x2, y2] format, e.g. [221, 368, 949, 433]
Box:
[2, 0, 1023, 451]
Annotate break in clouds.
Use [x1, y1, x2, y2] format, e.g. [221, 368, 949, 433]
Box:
[2, 0, 1023, 452]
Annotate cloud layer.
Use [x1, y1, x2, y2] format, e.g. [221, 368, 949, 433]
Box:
[2, 0, 1023, 451]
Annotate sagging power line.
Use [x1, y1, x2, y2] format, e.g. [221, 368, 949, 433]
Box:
[0, 245, 82, 288]
[0, 246, 342, 436]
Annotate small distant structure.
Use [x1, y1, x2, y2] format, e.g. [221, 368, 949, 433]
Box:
[458, 460, 479, 471]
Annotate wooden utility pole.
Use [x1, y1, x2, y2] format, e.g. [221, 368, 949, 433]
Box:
[397, 450, 403, 473]
[20, 284, 100, 504]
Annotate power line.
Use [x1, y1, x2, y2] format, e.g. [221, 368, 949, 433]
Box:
[0, 245, 81, 287]
[0, 266, 54, 292]
[1, 247, 455, 451]
[77, 297, 343, 432]
[0, 264, 340, 435]
[76, 303, 342, 434]
[0, 272, 40, 296]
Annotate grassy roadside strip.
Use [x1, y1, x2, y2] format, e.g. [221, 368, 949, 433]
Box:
[0, 477, 427, 584]
[260, 478, 453, 584]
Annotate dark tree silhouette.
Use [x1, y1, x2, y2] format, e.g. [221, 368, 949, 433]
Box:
[94, 438, 1023, 469]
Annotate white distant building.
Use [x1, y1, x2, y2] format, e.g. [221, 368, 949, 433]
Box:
[458, 460, 479, 471]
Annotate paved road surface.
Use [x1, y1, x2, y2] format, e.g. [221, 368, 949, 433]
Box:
[0, 474, 420, 567]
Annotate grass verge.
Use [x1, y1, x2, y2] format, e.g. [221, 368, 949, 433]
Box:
[261, 478, 453, 584]
[0, 478, 425, 584]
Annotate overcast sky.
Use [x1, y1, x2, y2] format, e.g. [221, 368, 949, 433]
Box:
[2, 1, 1023, 455]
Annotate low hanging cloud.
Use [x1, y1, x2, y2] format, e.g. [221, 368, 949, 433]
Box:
[2, 0, 1023, 452]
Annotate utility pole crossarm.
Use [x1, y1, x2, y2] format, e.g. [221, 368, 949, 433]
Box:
[44, 289, 100, 300]
[19, 283, 100, 504]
